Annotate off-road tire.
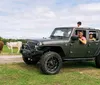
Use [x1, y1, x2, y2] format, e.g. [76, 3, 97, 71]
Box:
[40, 51, 62, 75]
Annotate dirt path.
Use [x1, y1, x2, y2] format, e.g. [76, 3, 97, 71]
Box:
[0, 55, 23, 64]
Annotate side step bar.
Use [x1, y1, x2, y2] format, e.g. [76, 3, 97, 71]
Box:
[63, 57, 95, 61]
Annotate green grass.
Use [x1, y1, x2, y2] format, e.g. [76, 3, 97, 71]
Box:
[1, 45, 20, 55]
[0, 62, 100, 85]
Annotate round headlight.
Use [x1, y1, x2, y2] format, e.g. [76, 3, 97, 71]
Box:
[37, 42, 43, 46]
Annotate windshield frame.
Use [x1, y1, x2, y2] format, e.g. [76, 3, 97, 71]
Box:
[50, 28, 73, 39]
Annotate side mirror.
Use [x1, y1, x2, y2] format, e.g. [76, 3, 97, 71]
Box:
[71, 36, 78, 41]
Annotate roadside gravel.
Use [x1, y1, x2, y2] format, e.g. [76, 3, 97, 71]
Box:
[0, 55, 23, 64]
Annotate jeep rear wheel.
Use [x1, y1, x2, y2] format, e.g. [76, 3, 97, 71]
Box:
[95, 55, 100, 68]
[23, 57, 38, 65]
[40, 52, 62, 75]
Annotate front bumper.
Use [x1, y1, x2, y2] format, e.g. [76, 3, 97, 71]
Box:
[20, 44, 43, 58]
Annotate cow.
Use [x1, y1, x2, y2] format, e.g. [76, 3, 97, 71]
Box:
[6, 41, 22, 53]
[0, 41, 4, 53]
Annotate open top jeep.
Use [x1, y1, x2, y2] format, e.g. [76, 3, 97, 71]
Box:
[20, 27, 100, 74]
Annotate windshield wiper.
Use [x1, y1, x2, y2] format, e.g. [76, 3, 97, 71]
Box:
[51, 35, 65, 39]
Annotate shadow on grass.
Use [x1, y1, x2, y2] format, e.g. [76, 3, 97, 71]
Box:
[17, 63, 41, 74]
[12, 61, 96, 69]
[62, 61, 96, 68]
[17, 63, 38, 69]
[61, 61, 97, 73]
[16, 61, 96, 74]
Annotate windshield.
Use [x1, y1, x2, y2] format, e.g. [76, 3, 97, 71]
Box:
[51, 28, 72, 39]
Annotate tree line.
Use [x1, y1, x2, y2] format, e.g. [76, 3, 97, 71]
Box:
[0, 36, 27, 45]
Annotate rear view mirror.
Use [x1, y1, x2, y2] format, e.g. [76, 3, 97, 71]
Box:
[71, 36, 78, 41]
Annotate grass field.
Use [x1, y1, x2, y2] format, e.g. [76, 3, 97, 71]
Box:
[0, 62, 100, 85]
[1, 46, 100, 85]
[1, 45, 20, 55]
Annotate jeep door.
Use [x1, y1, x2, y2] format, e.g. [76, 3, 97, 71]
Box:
[86, 30, 100, 57]
[69, 29, 87, 57]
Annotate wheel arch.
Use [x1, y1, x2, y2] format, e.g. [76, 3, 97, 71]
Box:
[40, 46, 66, 58]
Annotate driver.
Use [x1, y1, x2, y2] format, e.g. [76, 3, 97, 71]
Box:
[78, 31, 87, 44]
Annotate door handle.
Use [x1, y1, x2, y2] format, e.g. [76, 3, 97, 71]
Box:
[96, 43, 99, 45]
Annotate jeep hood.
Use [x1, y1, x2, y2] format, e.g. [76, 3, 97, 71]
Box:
[27, 38, 69, 45]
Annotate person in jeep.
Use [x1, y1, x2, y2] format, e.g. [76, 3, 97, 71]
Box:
[89, 32, 96, 41]
[78, 31, 87, 44]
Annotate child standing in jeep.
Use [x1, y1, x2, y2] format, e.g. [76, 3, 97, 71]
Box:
[77, 21, 82, 27]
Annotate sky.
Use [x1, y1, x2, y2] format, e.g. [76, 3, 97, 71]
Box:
[0, 0, 100, 39]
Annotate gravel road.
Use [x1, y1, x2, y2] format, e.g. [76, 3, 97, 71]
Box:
[0, 55, 23, 64]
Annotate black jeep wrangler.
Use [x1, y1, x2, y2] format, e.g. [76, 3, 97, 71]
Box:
[20, 27, 100, 74]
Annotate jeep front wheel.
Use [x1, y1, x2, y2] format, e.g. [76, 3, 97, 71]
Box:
[40, 52, 62, 74]
[95, 55, 100, 68]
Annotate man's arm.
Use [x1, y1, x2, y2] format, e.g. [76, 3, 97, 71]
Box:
[79, 38, 87, 44]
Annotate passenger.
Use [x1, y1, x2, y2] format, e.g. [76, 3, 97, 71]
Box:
[77, 21, 82, 28]
[89, 32, 96, 41]
[78, 31, 87, 44]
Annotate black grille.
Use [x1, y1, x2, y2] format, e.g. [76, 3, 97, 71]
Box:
[27, 41, 37, 49]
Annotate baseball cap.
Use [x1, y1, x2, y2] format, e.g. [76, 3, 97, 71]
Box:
[89, 32, 93, 34]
